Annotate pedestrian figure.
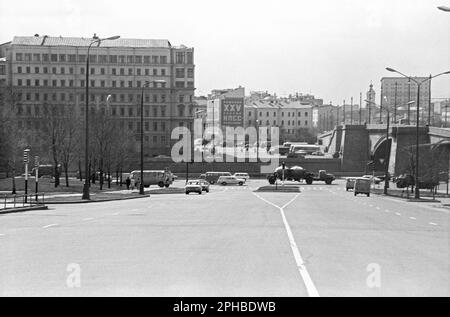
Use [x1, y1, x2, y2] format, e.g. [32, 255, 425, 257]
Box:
[126, 177, 131, 190]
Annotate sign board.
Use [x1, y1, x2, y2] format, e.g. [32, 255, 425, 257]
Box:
[221, 98, 244, 127]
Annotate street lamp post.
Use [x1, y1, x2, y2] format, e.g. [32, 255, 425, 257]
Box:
[384, 106, 390, 195]
[385, 67, 450, 199]
[82, 35, 120, 200]
[139, 80, 166, 195]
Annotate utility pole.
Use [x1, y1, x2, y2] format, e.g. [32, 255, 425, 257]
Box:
[380, 83, 383, 123]
[343, 100, 346, 125]
[359, 93, 362, 125]
[428, 74, 432, 125]
[394, 82, 398, 124]
[350, 97, 353, 125]
[408, 78, 411, 125]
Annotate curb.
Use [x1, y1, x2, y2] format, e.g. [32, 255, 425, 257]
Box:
[44, 194, 150, 204]
[0, 205, 48, 215]
[372, 192, 442, 203]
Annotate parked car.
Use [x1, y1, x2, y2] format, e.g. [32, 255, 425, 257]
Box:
[185, 180, 203, 195]
[362, 175, 381, 185]
[198, 179, 210, 192]
[346, 177, 356, 191]
[395, 174, 439, 189]
[233, 173, 250, 181]
[311, 151, 325, 156]
[217, 176, 245, 186]
[204, 172, 232, 184]
[354, 178, 371, 197]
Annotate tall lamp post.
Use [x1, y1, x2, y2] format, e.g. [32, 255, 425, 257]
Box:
[82, 35, 120, 200]
[438, 5, 450, 11]
[139, 80, 166, 195]
[385, 67, 450, 199]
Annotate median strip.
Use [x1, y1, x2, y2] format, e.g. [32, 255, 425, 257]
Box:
[253, 192, 320, 297]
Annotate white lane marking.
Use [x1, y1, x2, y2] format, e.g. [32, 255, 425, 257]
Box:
[429, 222, 438, 226]
[369, 205, 374, 208]
[384, 210, 390, 213]
[409, 217, 417, 220]
[83, 218, 94, 221]
[381, 196, 450, 214]
[0, 233, 5, 237]
[111, 213, 119, 216]
[376, 207, 381, 210]
[253, 193, 320, 297]
[395, 213, 401, 216]
[42, 224, 58, 229]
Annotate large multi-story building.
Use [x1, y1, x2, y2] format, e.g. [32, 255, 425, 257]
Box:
[380, 77, 430, 124]
[0, 35, 196, 156]
[245, 99, 315, 141]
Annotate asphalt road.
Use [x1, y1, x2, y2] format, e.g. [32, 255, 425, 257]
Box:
[0, 179, 448, 296]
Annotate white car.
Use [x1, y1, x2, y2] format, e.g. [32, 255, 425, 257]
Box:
[217, 176, 246, 186]
[362, 175, 382, 185]
[185, 180, 203, 195]
[233, 173, 250, 181]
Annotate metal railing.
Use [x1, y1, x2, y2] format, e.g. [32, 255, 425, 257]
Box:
[1, 193, 46, 211]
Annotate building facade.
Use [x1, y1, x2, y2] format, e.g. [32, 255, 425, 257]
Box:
[245, 100, 314, 141]
[0, 35, 196, 156]
[381, 76, 430, 124]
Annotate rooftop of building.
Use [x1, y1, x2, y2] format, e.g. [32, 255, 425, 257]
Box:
[8, 35, 191, 49]
[245, 100, 315, 109]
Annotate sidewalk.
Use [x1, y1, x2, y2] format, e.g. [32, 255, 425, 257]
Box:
[371, 181, 450, 207]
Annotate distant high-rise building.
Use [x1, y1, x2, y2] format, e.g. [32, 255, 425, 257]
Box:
[380, 77, 430, 124]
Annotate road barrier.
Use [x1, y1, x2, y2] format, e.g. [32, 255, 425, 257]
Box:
[1, 193, 46, 211]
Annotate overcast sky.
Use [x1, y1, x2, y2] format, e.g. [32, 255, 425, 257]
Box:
[1, 0, 449, 105]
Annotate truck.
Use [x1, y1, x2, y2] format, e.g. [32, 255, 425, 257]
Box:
[267, 166, 335, 185]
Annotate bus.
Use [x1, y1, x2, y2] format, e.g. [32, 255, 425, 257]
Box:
[289, 144, 322, 155]
[129, 170, 174, 188]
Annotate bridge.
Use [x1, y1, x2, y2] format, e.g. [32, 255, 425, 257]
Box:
[319, 124, 450, 177]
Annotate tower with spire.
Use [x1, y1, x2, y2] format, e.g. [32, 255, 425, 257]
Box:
[366, 82, 376, 106]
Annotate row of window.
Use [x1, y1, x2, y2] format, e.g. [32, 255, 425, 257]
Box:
[16, 103, 194, 118]
[15, 52, 194, 65]
[16, 78, 194, 89]
[249, 120, 309, 126]
[14, 91, 193, 104]
[249, 111, 311, 118]
[15, 65, 194, 78]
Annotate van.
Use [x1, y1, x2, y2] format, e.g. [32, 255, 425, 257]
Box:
[233, 173, 250, 181]
[354, 178, 371, 197]
[217, 176, 245, 186]
[205, 172, 231, 184]
[129, 170, 174, 188]
[346, 178, 356, 191]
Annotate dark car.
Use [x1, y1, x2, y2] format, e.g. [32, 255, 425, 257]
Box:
[395, 174, 439, 189]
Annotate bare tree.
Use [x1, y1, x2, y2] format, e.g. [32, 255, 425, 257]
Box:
[59, 107, 80, 187]
[39, 103, 70, 187]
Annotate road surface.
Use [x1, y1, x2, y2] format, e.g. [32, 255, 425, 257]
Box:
[0, 179, 448, 296]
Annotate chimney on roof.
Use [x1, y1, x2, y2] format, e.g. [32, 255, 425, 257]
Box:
[34, 34, 39, 37]
[93, 33, 99, 40]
